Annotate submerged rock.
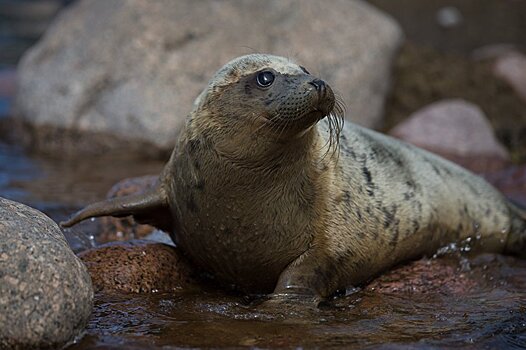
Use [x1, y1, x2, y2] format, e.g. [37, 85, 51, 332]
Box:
[15, 0, 402, 154]
[78, 240, 197, 293]
[0, 197, 93, 350]
[366, 257, 477, 295]
[389, 99, 510, 173]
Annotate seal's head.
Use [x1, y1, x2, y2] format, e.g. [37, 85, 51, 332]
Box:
[189, 54, 344, 160]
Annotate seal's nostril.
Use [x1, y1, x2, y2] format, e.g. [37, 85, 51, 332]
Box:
[309, 79, 326, 92]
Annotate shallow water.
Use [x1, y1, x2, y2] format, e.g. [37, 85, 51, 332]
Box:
[1, 140, 525, 349]
[0, 139, 164, 215]
[71, 254, 526, 350]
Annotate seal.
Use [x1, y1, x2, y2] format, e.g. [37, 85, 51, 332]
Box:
[61, 54, 526, 298]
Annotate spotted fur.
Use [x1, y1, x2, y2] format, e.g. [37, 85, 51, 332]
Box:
[62, 54, 526, 298]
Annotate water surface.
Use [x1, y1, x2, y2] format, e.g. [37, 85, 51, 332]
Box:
[71, 255, 526, 349]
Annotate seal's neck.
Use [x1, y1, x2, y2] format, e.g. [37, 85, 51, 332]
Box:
[185, 110, 322, 173]
[214, 124, 321, 174]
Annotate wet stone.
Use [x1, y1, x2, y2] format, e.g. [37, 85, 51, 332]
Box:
[0, 197, 93, 350]
[78, 240, 198, 293]
[366, 257, 478, 295]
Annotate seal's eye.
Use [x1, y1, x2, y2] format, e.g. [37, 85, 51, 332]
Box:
[256, 71, 275, 87]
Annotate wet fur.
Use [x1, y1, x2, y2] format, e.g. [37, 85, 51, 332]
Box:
[62, 54, 526, 298]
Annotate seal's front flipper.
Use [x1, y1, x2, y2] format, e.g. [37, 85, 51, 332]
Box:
[273, 249, 340, 300]
[60, 187, 173, 233]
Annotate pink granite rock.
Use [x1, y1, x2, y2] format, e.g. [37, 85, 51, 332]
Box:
[493, 51, 526, 103]
[79, 240, 198, 293]
[366, 257, 478, 295]
[389, 99, 510, 173]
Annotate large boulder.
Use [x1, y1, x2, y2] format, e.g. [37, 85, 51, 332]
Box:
[0, 197, 93, 349]
[14, 0, 402, 154]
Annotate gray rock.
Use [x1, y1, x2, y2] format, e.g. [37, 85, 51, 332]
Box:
[15, 0, 402, 154]
[0, 197, 93, 349]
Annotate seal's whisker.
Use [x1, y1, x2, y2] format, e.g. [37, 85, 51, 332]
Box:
[267, 112, 285, 136]
[252, 112, 282, 135]
[321, 96, 345, 162]
[276, 115, 291, 140]
[334, 95, 347, 117]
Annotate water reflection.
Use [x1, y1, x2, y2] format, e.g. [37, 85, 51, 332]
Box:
[0, 140, 41, 203]
[0, 139, 164, 251]
[0, 140, 164, 211]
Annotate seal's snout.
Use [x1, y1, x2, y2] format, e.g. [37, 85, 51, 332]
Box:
[309, 78, 334, 116]
[309, 78, 326, 94]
